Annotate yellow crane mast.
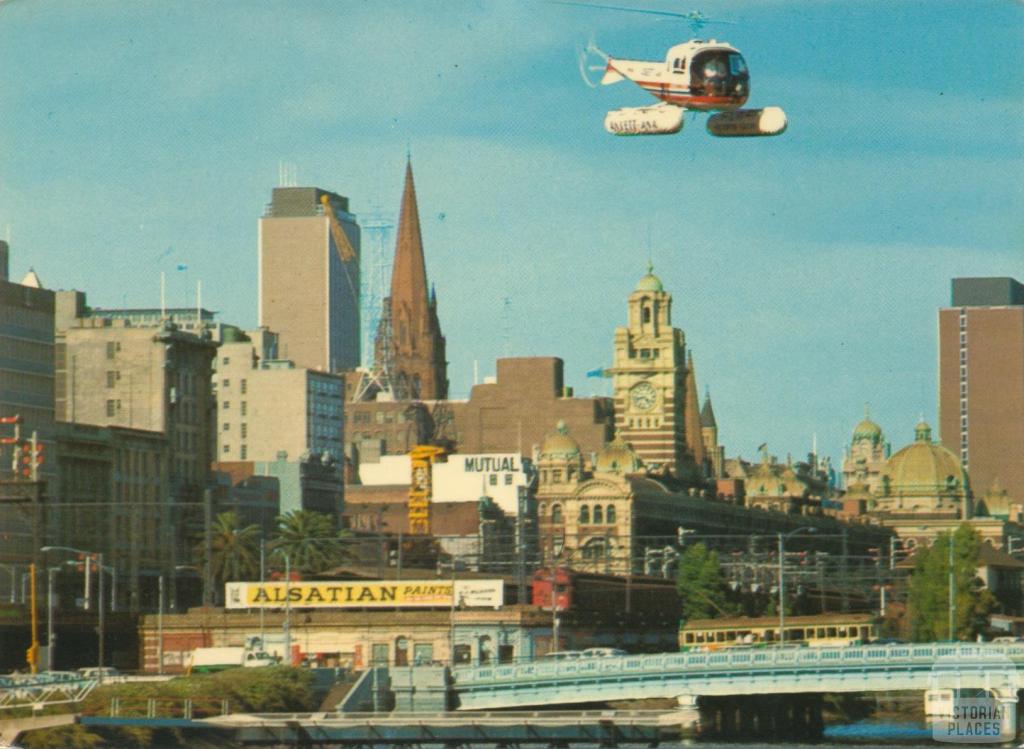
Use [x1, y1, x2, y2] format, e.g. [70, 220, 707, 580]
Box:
[408, 445, 446, 535]
[319, 193, 359, 303]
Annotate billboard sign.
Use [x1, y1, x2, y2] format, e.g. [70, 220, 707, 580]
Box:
[225, 579, 504, 610]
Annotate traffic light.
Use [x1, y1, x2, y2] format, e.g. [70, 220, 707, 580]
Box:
[19, 442, 32, 479]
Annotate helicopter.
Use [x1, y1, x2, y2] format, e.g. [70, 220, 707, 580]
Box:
[560, 2, 788, 137]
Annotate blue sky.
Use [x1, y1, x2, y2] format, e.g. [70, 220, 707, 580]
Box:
[1, 0, 1021, 468]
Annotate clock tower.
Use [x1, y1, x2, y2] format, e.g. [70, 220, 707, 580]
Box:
[609, 265, 696, 476]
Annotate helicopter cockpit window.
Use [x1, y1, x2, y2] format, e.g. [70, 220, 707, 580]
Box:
[691, 50, 749, 97]
[672, 58, 685, 73]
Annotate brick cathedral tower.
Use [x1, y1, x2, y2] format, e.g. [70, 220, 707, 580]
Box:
[378, 160, 448, 400]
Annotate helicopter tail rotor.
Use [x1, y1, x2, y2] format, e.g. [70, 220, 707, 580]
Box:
[576, 38, 609, 88]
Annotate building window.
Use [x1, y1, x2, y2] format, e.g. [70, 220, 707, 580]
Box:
[222, 356, 230, 365]
[579, 505, 590, 523]
[552, 469, 562, 483]
[488, 474, 497, 486]
[223, 401, 230, 410]
[606, 504, 616, 523]
[593, 505, 603, 523]
[222, 444, 230, 454]
[222, 379, 230, 388]
[241, 402, 247, 416]
[106, 341, 117, 359]
[551, 504, 563, 523]
[241, 423, 248, 438]
[106, 371, 118, 388]
[504, 474, 513, 485]
[413, 643, 434, 665]
[240, 445, 247, 460]
[222, 422, 230, 432]
[240, 379, 247, 394]
[106, 400, 116, 417]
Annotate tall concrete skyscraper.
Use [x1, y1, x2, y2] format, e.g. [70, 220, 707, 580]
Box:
[938, 277, 1024, 504]
[259, 187, 361, 372]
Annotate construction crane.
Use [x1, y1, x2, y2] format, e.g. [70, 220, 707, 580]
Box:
[319, 193, 360, 306]
[408, 445, 446, 535]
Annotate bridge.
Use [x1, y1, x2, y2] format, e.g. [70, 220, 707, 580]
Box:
[0, 672, 97, 711]
[451, 642, 1024, 710]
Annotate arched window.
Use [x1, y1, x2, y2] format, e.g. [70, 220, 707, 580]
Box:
[606, 504, 616, 523]
[593, 505, 603, 524]
[579, 505, 590, 524]
[551, 504, 563, 523]
[538, 502, 547, 518]
[643, 306, 651, 323]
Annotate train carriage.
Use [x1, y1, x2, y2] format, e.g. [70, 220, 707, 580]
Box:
[681, 613, 880, 650]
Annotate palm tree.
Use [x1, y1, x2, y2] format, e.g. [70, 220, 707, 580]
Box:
[203, 511, 262, 586]
[270, 510, 350, 576]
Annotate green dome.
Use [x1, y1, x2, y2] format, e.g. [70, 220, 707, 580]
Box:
[635, 261, 664, 292]
[540, 421, 581, 460]
[595, 436, 643, 475]
[852, 418, 883, 444]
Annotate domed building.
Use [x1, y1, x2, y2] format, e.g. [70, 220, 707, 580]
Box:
[874, 421, 969, 518]
[536, 423, 640, 574]
[841, 407, 890, 495]
[865, 420, 1024, 549]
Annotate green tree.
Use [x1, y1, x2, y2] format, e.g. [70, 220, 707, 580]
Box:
[202, 511, 261, 585]
[676, 542, 739, 622]
[908, 524, 997, 642]
[271, 510, 349, 576]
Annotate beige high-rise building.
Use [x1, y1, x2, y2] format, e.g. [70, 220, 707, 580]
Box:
[55, 317, 218, 491]
[215, 327, 345, 464]
[258, 187, 361, 373]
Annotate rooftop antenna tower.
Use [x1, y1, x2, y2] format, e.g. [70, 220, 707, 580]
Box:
[501, 296, 513, 358]
[278, 161, 298, 187]
[352, 204, 398, 401]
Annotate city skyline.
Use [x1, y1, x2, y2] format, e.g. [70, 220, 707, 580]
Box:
[1, 1, 1021, 468]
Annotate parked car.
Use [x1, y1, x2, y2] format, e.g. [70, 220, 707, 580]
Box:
[541, 651, 583, 661]
[77, 667, 120, 680]
[580, 648, 628, 657]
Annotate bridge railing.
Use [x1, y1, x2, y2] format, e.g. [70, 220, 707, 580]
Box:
[452, 642, 1024, 685]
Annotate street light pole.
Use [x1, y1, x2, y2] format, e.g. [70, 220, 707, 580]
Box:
[777, 527, 816, 646]
[283, 551, 291, 666]
[157, 574, 164, 675]
[46, 567, 57, 671]
[98, 552, 105, 673]
[41, 546, 106, 681]
[777, 533, 785, 646]
[259, 538, 265, 648]
[948, 533, 957, 641]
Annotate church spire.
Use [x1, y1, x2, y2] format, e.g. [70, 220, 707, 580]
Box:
[391, 159, 431, 326]
[382, 159, 448, 400]
[700, 387, 717, 428]
[684, 351, 706, 467]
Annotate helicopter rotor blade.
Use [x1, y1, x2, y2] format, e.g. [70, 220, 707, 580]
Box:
[550, 0, 708, 21]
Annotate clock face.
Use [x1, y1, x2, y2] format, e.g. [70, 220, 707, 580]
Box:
[630, 381, 657, 411]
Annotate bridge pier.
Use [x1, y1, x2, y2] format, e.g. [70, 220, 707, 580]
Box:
[698, 694, 823, 742]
